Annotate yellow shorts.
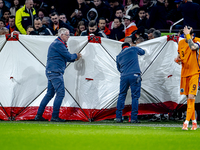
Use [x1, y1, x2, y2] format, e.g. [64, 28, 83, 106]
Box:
[180, 74, 199, 96]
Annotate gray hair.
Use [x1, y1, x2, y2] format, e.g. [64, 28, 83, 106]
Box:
[58, 28, 69, 37]
[153, 30, 161, 38]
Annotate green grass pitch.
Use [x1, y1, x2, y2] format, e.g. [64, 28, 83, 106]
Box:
[0, 120, 200, 150]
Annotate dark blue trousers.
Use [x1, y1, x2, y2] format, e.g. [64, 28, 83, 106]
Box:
[37, 72, 65, 118]
[116, 74, 141, 121]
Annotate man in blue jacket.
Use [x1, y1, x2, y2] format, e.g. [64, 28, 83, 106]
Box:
[116, 42, 145, 123]
[35, 28, 82, 122]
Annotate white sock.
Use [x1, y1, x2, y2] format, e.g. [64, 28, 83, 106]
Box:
[184, 120, 189, 125]
[192, 120, 197, 123]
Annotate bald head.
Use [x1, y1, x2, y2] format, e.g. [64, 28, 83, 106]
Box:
[25, 0, 33, 10]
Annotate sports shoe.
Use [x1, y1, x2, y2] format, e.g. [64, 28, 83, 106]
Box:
[191, 122, 197, 130]
[116, 118, 123, 123]
[149, 115, 161, 122]
[34, 115, 48, 121]
[182, 122, 188, 130]
[50, 117, 66, 122]
[130, 120, 141, 123]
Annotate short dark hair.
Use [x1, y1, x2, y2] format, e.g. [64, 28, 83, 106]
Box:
[114, 17, 122, 23]
[3, 9, 11, 14]
[34, 17, 42, 21]
[88, 20, 97, 27]
[9, 15, 15, 19]
[0, 19, 5, 25]
[115, 7, 124, 13]
[59, 13, 66, 16]
[121, 42, 130, 48]
[26, 25, 33, 30]
[98, 17, 106, 23]
[51, 12, 59, 17]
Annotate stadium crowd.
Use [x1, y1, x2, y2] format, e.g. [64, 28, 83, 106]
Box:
[0, 0, 200, 44]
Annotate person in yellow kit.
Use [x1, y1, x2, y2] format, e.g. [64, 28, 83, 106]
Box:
[175, 26, 200, 130]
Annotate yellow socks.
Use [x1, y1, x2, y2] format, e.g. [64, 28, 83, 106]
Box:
[186, 99, 195, 122]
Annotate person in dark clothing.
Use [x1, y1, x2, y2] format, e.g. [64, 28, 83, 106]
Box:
[0, 0, 9, 19]
[135, 7, 147, 29]
[71, 0, 90, 20]
[108, 0, 124, 21]
[80, 19, 107, 37]
[146, 0, 167, 29]
[177, 0, 200, 30]
[49, 12, 74, 35]
[116, 42, 145, 123]
[34, 28, 82, 122]
[109, 17, 125, 41]
[93, 0, 111, 22]
[70, 9, 88, 28]
[30, 17, 52, 35]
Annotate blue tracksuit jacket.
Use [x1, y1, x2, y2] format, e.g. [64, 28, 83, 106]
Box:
[46, 37, 77, 74]
[116, 46, 145, 76]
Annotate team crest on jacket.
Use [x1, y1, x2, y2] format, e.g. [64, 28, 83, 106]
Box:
[180, 88, 184, 93]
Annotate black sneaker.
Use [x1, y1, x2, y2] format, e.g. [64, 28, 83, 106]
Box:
[34, 115, 48, 121]
[130, 120, 141, 123]
[50, 117, 66, 122]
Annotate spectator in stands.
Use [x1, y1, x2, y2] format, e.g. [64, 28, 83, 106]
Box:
[177, 0, 200, 30]
[15, 0, 36, 34]
[120, 15, 137, 42]
[30, 17, 52, 35]
[85, 0, 95, 8]
[0, 0, 9, 19]
[37, 8, 48, 20]
[26, 25, 33, 34]
[2, 9, 10, 26]
[87, 8, 98, 22]
[75, 20, 86, 36]
[42, 16, 54, 34]
[33, 0, 49, 14]
[0, 26, 9, 34]
[6, 15, 16, 33]
[93, 0, 110, 22]
[152, 29, 161, 38]
[147, 27, 155, 40]
[80, 20, 107, 37]
[49, 12, 75, 35]
[125, 0, 140, 21]
[110, 7, 125, 29]
[10, 0, 22, 16]
[70, 9, 88, 28]
[98, 17, 110, 36]
[0, 18, 5, 28]
[135, 7, 147, 29]
[135, 36, 144, 45]
[165, 0, 183, 29]
[59, 13, 74, 33]
[146, 0, 167, 29]
[109, 17, 125, 41]
[108, 0, 124, 21]
[71, 0, 90, 19]
[124, 36, 134, 46]
[131, 26, 148, 42]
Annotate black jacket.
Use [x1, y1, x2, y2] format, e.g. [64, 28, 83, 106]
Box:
[49, 20, 75, 35]
[146, 1, 167, 29]
[94, 2, 111, 21]
[177, 1, 200, 29]
[80, 28, 107, 38]
[30, 26, 52, 35]
[109, 24, 125, 41]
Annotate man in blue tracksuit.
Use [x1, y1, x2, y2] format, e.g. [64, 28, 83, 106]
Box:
[116, 42, 145, 123]
[35, 28, 82, 122]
